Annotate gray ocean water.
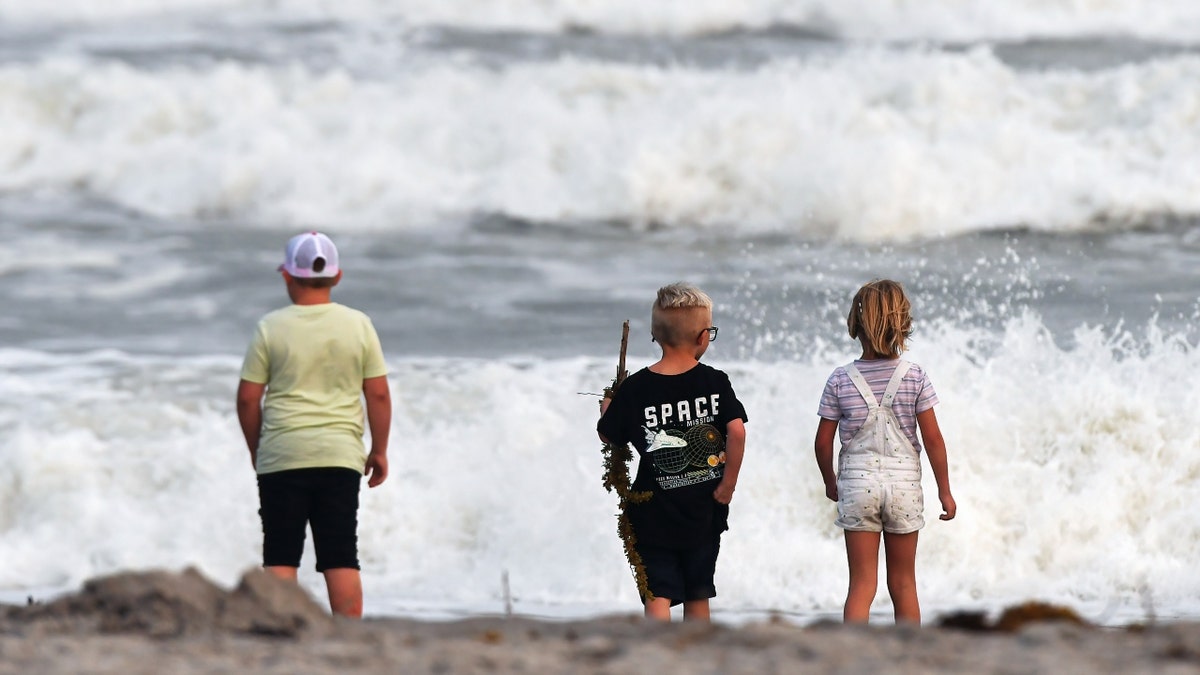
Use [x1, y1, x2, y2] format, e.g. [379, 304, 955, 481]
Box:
[2, 3, 1200, 622]
[4, 195, 1199, 361]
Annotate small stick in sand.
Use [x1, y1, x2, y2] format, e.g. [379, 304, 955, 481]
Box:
[501, 570, 513, 617]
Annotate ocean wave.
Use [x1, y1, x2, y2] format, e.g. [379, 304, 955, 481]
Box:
[1, 313, 1198, 617]
[5, 0, 1200, 43]
[3, 50, 1200, 240]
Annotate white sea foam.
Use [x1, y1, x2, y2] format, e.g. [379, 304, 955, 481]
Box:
[3, 50, 1200, 241]
[2, 314, 1198, 621]
[4, 0, 1200, 42]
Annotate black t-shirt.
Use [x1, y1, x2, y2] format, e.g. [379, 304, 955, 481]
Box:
[597, 362, 748, 548]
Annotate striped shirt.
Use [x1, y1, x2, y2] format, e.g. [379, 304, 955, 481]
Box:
[817, 359, 939, 451]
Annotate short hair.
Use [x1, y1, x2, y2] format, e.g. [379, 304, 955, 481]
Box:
[847, 279, 913, 358]
[292, 275, 338, 289]
[651, 283, 713, 347]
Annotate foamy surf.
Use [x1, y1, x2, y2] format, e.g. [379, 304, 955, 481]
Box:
[5, 0, 1200, 43]
[1, 313, 1197, 621]
[3, 50, 1200, 240]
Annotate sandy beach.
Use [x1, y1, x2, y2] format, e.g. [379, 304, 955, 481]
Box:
[1, 569, 1197, 674]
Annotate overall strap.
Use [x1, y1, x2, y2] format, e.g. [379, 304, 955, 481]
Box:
[843, 363, 878, 410]
[880, 360, 912, 408]
[844, 361, 912, 410]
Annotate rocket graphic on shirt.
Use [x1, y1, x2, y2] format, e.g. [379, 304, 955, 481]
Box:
[644, 428, 688, 454]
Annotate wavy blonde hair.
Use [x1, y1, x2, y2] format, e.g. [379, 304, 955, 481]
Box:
[651, 282, 713, 347]
[847, 279, 913, 358]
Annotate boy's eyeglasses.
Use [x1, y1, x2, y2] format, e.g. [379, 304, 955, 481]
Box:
[701, 326, 719, 342]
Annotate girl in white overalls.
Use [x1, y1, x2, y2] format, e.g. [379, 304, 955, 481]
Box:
[814, 279, 957, 624]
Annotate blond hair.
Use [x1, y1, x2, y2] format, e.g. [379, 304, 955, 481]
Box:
[651, 282, 713, 347]
[847, 279, 913, 358]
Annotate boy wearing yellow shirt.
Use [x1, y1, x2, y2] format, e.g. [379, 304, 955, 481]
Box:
[236, 232, 391, 618]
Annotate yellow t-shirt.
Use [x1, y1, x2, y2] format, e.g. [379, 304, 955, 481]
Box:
[240, 303, 389, 475]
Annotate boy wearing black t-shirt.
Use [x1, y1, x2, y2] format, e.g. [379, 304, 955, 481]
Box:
[597, 283, 748, 621]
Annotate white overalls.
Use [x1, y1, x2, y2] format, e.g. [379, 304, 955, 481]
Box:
[835, 361, 925, 534]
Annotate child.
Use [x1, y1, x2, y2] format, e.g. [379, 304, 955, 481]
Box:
[236, 231, 391, 618]
[814, 279, 955, 624]
[598, 282, 747, 621]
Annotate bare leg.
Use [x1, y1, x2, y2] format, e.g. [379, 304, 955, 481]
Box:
[682, 599, 710, 622]
[883, 531, 920, 624]
[644, 596, 672, 621]
[843, 530, 881, 623]
[264, 565, 298, 582]
[323, 568, 364, 618]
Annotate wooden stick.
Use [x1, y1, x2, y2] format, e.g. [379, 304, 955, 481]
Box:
[600, 319, 653, 600]
[616, 320, 629, 385]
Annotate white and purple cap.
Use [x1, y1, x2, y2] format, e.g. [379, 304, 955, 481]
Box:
[279, 231, 340, 278]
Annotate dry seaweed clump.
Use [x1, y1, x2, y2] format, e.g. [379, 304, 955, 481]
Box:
[994, 602, 1089, 633]
[939, 601, 1090, 633]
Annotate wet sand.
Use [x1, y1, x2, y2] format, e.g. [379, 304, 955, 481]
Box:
[1, 569, 1197, 674]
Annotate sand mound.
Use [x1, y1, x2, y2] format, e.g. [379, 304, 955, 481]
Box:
[2, 570, 1199, 673]
[4, 568, 331, 638]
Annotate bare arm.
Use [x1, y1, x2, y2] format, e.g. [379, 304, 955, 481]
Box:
[236, 380, 267, 470]
[713, 418, 746, 505]
[597, 392, 616, 444]
[814, 417, 839, 501]
[917, 408, 956, 520]
[362, 375, 392, 488]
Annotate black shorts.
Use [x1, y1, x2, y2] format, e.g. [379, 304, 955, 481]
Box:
[635, 534, 722, 606]
[257, 467, 361, 572]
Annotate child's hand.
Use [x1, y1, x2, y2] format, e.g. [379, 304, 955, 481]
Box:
[939, 491, 956, 521]
[365, 451, 388, 488]
[824, 482, 838, 502]
[713, 479, 736, 505]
